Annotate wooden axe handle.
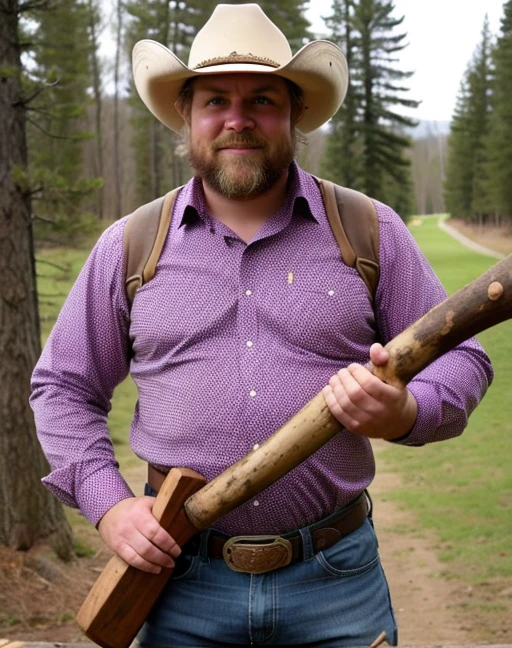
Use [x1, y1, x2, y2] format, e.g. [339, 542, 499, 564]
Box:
[77, 254, 512, 648]
[76, 468, 206, 648]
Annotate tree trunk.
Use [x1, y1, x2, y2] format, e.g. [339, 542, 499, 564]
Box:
[88, 0, 104, 219]
[0, 0, 73, 558]
[113, 0, 123, 220]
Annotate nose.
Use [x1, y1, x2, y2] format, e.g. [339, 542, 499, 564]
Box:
[224, 101, 255, 132]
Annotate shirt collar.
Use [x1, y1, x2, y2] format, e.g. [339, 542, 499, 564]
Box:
[175, 161, 322, 228]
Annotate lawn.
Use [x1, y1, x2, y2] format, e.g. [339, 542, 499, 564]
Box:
[35, 215, 512, 584]
[37, 229, 140, 473]
[380, 215, 512, 583]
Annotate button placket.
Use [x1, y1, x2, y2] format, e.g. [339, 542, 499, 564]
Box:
[238, 257, 260, 407]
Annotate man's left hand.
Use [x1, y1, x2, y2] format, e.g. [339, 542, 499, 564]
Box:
[323, 343, 418, 440]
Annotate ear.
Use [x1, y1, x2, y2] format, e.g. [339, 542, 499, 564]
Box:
[174, 79, 195, 125]
[174, 99, 191, 126]
[292, 103, 307, 127]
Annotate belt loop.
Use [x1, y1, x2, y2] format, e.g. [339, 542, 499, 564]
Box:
[365, 489, 373, 518]
[299, 526, 313, 560]
[198, 529, 212, 563]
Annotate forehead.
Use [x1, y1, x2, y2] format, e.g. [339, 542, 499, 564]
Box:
[192, 73, 289, 95]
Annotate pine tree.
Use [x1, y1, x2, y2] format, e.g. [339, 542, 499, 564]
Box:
[321, 0, 418, 217]
[319, 0, 362, 188]
[26, 0, 101, 238]
[125, 0, 209, 205]
[445, 17, 494, 222]
[444, 79, 474, 220]
[86, 0, 105, 218]
[469, 17, 494, 221]
[484, 1, 512, 223]
[0, 0, 73, 557]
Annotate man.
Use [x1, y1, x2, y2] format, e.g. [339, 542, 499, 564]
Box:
[30, 4, 493, 647]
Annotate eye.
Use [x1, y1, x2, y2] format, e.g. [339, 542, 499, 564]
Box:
[253, 96, 273, 105]
[206, 96, 225, 106]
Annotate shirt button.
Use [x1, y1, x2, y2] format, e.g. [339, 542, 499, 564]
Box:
[253, 500, 260, 507]
[249, 389, 257, 398]
[245, 289, 253, 296]
[253, 443, 260, 451]
[246, 340, 253, 348]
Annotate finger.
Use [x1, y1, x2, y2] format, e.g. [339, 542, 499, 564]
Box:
[117, 541, 173, 574]
[130, 496, 181, 557]
[336, 366, 376, 410]
[345, 363, 396, 402]
[323, 384, 360, 431]
[128, 530, 177, 569]
[142, 518, 182, 558]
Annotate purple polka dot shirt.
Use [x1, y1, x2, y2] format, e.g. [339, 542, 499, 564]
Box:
[30, 163, 493, 534]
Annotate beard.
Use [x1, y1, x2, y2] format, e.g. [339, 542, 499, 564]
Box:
[188, 131, 296, 200]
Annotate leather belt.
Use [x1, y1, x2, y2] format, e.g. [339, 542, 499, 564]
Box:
[147, 464, 368, 574]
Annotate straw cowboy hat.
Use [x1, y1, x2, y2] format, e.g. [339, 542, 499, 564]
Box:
[132, 3, 348, 134]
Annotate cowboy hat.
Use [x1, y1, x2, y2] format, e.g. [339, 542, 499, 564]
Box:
[132, 3, 348, 134]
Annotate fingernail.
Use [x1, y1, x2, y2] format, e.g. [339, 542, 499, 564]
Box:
[170, 545, 182, 557]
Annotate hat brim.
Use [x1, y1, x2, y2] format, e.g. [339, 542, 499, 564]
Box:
[132, 39, 348, 133]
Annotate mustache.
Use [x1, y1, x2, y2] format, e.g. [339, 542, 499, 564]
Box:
[212, 135, 267, 150]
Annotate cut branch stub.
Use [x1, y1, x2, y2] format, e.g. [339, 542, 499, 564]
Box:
[371, 254, 512, 388]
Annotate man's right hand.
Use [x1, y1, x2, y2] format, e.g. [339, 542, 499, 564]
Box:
[97, 497, 182, 573]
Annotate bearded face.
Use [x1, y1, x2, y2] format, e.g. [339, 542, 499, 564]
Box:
[182, 74, 300, 200]
[188, 130, 296, 200]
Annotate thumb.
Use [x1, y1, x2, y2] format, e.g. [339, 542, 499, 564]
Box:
[369, 342, 389, 367]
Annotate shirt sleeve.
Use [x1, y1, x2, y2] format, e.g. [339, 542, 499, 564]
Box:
[30, 218, 134, 526]
[373, 202, 494, 446]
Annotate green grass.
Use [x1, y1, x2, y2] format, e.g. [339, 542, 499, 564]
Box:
[36, 228, 139, 472]
[381, 215, 512, 583]
[36, 216, 512, 585]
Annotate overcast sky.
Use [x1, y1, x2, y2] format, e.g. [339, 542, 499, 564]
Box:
[305, 0, 506, 123]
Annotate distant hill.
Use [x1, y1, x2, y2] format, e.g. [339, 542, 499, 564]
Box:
[411, 120, 451, 139]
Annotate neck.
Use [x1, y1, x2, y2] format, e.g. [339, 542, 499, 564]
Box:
[201, 170, 290, 243]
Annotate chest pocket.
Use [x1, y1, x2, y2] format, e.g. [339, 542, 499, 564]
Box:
[278, 259, 377, 360]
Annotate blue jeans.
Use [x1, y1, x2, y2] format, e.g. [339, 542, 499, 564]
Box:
[137, 492, 397, 647]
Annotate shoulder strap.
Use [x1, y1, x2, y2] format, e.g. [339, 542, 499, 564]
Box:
[123, 188, 182, 307]
[316, 178, 380, 302]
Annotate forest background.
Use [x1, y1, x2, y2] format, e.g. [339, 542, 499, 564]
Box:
[8, 0, 512, 244]
[1, 0, 512, 639]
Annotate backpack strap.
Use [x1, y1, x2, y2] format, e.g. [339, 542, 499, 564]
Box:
[123, 188, 182, 307]
[316, 178, 380, 302]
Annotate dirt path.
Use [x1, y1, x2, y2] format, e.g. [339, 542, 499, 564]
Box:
[371, 442, 472, 645]
[437, 219, 506, 260]
[370, 441, 511, 646]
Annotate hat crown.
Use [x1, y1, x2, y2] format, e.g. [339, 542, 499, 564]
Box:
[188, 3, 292, 70]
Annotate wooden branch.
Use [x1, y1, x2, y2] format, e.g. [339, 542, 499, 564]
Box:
[77, 253, 512, 648]
[185, 254, 512, 528]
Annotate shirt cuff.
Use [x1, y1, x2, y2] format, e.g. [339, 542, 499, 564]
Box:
[388, 382, 440, 447]
[76, 466, 135, 527]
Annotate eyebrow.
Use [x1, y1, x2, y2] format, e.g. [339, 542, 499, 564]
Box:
[196, 83, 283, 95]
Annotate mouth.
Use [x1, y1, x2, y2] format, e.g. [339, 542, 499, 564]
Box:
[214, 139, 264, 153]
[218, 146, 261, 154]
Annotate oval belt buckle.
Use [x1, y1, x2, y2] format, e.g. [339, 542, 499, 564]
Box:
[222, 535, 293, 574]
